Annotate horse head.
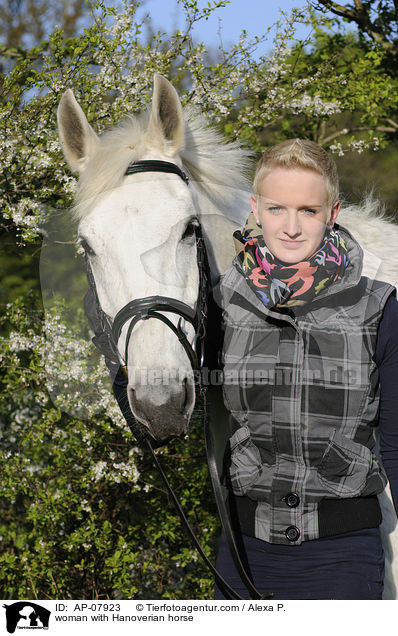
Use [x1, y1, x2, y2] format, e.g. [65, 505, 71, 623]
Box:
[57, 75, 250, 441]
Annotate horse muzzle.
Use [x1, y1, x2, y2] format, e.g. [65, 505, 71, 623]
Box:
[127, 373, 194, 440]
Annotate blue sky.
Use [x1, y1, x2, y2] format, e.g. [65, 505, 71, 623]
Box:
[136, 0, 319, 57]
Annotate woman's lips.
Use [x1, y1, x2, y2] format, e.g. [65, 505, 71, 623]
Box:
[279, 239, 305, 247]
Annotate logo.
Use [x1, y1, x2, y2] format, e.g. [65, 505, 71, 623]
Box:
[3, 603, 50, 634]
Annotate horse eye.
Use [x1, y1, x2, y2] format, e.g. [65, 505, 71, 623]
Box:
[78, 238, 95, 257]
[181, 219, 199, 241]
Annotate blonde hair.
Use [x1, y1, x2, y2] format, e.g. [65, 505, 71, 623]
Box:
[253, 139, 339, 208]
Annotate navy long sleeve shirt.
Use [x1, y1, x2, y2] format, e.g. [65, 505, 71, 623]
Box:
[376, 293, 398, 516]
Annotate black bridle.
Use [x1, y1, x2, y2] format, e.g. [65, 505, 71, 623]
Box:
[83, 159, 272, 601]
[85, 160, 206, 375]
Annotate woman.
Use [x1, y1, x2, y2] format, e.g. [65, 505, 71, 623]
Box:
[215, 138, 398, 600]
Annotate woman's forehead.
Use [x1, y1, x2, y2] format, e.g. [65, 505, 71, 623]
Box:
[258, 166, 328, 202]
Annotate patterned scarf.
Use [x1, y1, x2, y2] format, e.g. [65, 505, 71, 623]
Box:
[233, 212, 350, 308]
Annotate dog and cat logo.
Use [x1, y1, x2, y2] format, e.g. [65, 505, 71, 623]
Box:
[2, 603, 50, 633]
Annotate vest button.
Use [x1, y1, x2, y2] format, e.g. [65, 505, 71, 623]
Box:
[285, 526, 300, 542]
[285, 492, 300, 508]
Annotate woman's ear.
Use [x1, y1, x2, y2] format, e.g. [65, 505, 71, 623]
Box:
[250, 194, 260, 225]
[328, 201, 340, 229]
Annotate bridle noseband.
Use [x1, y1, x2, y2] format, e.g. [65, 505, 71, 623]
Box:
[83, 159, 272, 601]
[112, 296, 200, 371]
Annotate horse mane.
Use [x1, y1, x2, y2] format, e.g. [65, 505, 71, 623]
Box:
[73, 111, 151, 221]
[73, 106, 253, 223]
[339, 193, 395, 243]
[339, 193, 398, 287]
[180, 107, 252, 223]
[340, 192, 391, 221]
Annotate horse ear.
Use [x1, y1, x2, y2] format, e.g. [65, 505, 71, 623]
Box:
[147, 74, 184, 154]
[57, 89, 99, 173]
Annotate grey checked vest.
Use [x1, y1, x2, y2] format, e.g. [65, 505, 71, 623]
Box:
[219, 225, 395, 545]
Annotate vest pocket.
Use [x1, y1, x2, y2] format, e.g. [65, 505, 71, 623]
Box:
[318, 429, 376, 497]
[226, 426, 263, 496]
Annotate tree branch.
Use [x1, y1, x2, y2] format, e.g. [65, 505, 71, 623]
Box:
[321, 127, 350, 145]
[313, 0, 396, 51]
[320, 124, 397, 145]
[314, 0, 359, 22]
[385, 117, 398, 129]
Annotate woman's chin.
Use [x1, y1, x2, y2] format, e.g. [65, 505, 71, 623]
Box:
[273, 243, 310, 264]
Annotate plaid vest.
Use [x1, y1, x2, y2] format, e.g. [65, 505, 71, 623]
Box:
[219, 226, 395, 545]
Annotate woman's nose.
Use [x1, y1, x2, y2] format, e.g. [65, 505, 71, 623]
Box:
[284, 211, 301, 237]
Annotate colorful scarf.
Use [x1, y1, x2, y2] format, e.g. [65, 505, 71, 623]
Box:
[233, 212, 350, 308]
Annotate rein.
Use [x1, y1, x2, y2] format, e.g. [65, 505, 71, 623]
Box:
[83, 159, 272, 600]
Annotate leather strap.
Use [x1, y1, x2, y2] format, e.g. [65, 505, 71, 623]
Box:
[125, 160, 189, 184]
[145, 436, 246, 600]
[112, 297, 197, 343]
[203, 393, 273, 600]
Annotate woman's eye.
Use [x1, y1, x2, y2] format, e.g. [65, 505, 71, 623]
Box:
[181, 219, 199, 241]
[267, 206, 282, 213]
[302, 208, 317, 215]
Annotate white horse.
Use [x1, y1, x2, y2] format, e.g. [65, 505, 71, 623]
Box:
[57, 73, 398, 598]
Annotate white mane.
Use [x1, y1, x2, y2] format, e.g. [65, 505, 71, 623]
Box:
[73, 106, 253, 224]
[339, 194, 398, 287]
[181, 107, 252, 223]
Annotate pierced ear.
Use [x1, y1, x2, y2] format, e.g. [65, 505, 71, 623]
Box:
[147, 74, 184, 155]
[329, 200, 341, 228]
[57, 89, 98, 173]
[250, 195, 258, 220]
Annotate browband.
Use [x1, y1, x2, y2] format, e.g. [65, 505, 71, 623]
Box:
[125, 160, 189, 184]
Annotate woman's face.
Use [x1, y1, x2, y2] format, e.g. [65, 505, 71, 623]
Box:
[250, 166, 340, 264]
